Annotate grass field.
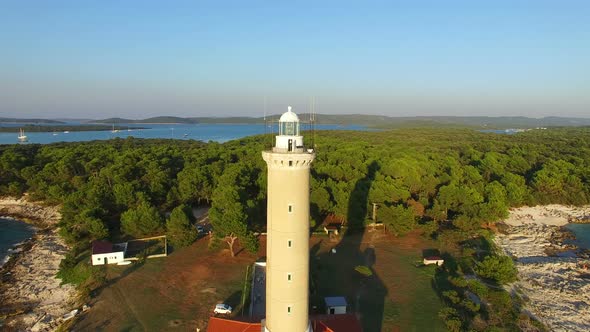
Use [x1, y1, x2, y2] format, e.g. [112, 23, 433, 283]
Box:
[74, 230, 446, 331]
[74, 237, 256, 331]
[311, 229, 447, 332]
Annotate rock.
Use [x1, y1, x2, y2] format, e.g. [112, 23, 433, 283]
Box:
[496, 205, 590, 332]
[0, 197, 76, 331]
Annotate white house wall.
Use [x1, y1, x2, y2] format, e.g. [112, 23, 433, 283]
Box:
[91, 252, 125, 265]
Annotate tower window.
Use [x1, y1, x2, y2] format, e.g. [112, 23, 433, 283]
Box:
[287, 273, 292, 281]
[287, 306, 292, 314]
[288, 204, 293, 213]
[288, 240, 292, 248]
[289, 160, 293, 166]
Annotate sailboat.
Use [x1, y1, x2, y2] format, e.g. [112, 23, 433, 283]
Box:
[17, 128, 28, 142]
[111, 124, 120, 133]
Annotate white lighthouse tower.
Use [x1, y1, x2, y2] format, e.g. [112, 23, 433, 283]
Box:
[262, 106, 315, 332]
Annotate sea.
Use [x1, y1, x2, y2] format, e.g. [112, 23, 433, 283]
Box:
[0, 217, 35, 268]
[565, 223, 590, 250]
[0, 123, 366, 145]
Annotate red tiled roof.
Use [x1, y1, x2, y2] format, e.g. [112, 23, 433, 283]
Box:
[92, 240, 113, 255]
[325, 222, 342, 229]
[207, 317, 261, 332]
[208, 314, 362, 332]
[312, 314, 363, 332]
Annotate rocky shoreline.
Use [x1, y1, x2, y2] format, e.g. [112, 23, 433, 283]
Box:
[495, 205, 590, 332]
[0, 196, 76, 331]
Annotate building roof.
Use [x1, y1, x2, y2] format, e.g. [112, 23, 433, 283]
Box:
[207, 314, 362, 332]
[92, 240, 113, 255]
[312, 314, 363, 332]
[279, 106, 299, 122]
[324, 222, 342, 230]
[207, 317, 261, 332]
[324, 296, 348, 307]
[424, 256, 443, 261]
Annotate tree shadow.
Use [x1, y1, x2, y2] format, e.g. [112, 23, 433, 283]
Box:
[310, 161, 387, 332]
[91, 261, 144, 299]
[224, 290, 243, 310]
[422, 248, 442, 258]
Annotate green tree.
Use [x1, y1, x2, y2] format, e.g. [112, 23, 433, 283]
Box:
[209, 165, 258, 256]
[77, 209, 109, 241]
[475, 255, 518, 284]
[381, 204, 415, 236]
[120, 201, 164, 237]
[166, 204, 198, 248]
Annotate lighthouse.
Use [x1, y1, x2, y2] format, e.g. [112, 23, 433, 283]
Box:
[262, 106, 315, 332]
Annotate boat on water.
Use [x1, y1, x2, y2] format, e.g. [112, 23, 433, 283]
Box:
[111, 124, 120, 133]
[117, 260, 132, 266]
[17, 128, 28, 142]
[63, 130, 69, 134]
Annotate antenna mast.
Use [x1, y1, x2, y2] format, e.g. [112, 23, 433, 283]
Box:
[311, 97, 317, 150]
[264, 96, 271, 149]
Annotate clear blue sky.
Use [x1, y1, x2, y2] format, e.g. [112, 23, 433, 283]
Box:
[1, 0, 589, 119]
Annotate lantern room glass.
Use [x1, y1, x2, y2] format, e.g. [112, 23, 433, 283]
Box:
[280, 121, 299, 136]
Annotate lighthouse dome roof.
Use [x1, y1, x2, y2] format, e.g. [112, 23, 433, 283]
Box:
[279, 106, 299, 122]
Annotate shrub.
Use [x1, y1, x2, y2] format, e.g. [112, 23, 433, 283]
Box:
[475, 255, 518, 284]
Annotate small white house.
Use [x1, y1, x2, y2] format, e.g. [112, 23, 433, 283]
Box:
[91, 241, 127, 265]
[423, 256, 444, 266]
[325, 296, 348, 315]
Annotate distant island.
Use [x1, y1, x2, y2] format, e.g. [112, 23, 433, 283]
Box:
[0, 118, 65, 124]
[3, 115, 590, 129]
[0, 125, 148, 133]
[88, 115, 590, 129]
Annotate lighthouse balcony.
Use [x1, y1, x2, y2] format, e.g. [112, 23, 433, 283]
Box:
[271, 146, 313, 154]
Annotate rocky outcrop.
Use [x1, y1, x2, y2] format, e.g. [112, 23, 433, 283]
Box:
[0, 196, 76, 331]
[0, 196, 61, 227]
[496, 205, 590, 332]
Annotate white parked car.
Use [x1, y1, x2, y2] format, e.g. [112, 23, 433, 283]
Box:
[214, 303, 232, 314]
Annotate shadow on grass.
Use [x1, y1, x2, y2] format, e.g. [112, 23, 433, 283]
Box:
[91, 261, 145, 299]
[422, 248, 442, 258]
[310, 161, 387, 332]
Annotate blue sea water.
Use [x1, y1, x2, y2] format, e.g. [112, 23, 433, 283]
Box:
[565, 223, 590, 250]
[0, 217, 35, 267]
[0, 123, 367, 145]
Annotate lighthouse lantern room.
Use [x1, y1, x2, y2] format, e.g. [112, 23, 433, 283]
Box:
[275, 106, 304, 152]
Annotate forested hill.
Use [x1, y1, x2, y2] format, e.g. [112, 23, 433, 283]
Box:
[0, 125, 148, 133]
[89, 115, 590, 128]
[0, 118, 65, 124]
[90, 116, 198, 124]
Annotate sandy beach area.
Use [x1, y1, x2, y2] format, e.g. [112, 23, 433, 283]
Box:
[495, 205, 590, 332]
[0, 196, 76, 331]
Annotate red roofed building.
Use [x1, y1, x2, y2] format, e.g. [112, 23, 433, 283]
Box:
[206, 317, 261, 332]
[423, 256, 444, 266]
[91, 240, 127, 265]
[312, 314, 363, 332]
[207, 314, 362, 332]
